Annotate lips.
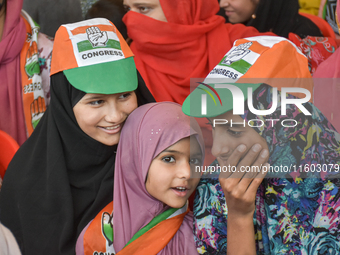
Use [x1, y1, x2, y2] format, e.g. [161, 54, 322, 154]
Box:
[99, 123, 123, 134]
[103, 124, 120, 130]
[171, 186, 190, 197]
[224, 10, 234, 16]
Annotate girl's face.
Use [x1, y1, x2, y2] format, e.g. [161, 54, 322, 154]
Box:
[123, 0, 167, 22]
[219, 0, 258, 24]
[73, 91, 138, 146]
[209, 110, 268, 165]
[146, 136, 202, 208]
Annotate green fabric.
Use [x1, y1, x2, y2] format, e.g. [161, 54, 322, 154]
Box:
[63, 57, 137, 94]
[124, 207, 179, 248]
[182, 83, 262, 117]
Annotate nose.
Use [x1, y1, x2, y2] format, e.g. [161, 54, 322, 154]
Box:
[219, 0, 229, 8]
[177, 161, 191, 180]
[104, 103, 125, 123]
[211, 131, 232, 158]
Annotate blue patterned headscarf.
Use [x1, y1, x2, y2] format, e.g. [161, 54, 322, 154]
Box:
[193, 84, 340, 254]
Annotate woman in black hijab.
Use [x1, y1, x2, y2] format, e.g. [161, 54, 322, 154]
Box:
[220, 0, 322, 38]
[0, 18, 154, 254]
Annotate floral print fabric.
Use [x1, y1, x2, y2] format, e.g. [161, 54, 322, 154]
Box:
[193, 84, 340, 254]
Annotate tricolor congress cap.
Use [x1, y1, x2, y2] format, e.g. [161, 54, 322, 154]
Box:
[182, 82, 262, 118]
[183, 36, 313, 117]
[50, 18, 137, 94]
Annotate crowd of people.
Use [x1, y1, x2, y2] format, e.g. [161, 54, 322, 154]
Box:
[1, 0, 340, 254]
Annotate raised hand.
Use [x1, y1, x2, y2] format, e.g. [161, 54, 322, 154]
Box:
[219, 143, 268, 217]
[218, 143, 269, 255]
[86, 26, 108, 47]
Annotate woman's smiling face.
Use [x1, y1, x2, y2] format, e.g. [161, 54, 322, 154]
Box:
[73, 91, 138, 146]
[209, 110, 269, 166]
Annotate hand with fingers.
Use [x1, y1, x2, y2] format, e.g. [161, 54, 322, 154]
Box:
[86, 26, 108, 47]
[30, 96, 46, 129]
[218, 143, 269, 255]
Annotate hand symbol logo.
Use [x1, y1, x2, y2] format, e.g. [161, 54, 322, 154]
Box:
[25, 41, 40, 78]
[30, 96, 46, 129]
[222, 42, 252, 65]
[86, 26, 108, 47]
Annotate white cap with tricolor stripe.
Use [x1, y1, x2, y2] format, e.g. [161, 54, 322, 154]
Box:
[50, 18, 137, 94]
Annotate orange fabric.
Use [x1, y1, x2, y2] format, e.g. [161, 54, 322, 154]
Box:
[116, 208, 189, 255]
[0, 130, 19, 179]
[124, 4, 274, 105]
[50, 21, 133, 76]
[83, 202, 113, 255]
[50, 26, 78, 76]
[20, 17, 46, 137]
[71, 25, 115, 36]
[240, 39, 313, 99]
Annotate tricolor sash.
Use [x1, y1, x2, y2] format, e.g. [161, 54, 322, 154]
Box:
[20, 10, 46, 137]
[82, 202, 189, 255]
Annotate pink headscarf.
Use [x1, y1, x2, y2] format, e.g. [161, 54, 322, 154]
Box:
[312, 0, 340, 131]
[113, 102, 204, 254]
[313, 0, 340, 78]
[0, 0, 27, 144]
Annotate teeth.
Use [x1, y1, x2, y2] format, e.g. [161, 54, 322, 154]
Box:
[105, 125, 120, 130]
[176, 187, 186, 191]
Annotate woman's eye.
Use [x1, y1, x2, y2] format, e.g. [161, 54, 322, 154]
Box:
[138, 6, 150, 13]
[190, 157, 202, 166]
[119, 93, 132, 99]
[228, 129, 242, 136]
[89, 100, 104, 106]
[162, 156, 175, 163]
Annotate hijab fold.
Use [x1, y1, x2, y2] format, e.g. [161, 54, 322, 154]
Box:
[0, 0, 27, 144]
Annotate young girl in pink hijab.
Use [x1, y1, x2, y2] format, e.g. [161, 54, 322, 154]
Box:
[76, 102, 204, 255]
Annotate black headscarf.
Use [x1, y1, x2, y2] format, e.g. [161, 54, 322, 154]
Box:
[0, 71, 154, 254]
[248, 0, 322, 38]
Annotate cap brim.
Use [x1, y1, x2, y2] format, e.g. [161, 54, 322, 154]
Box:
[63, 57, 137, 94]
[182, 83, 262, 117]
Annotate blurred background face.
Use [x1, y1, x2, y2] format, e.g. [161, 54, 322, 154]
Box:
[208, 110, 268, 166]
[123, 0, 167, 22]
[73, 91, 138, 146]
[219, 0, 258, 24]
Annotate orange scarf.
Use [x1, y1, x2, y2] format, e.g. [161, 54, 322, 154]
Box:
[80, 202, 189, 255]
[20, 11, 46, 137]
[123, 0, 272, 105]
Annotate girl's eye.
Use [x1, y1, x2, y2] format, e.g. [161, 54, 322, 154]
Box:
[228, 129, 242, 136]
[190, 157, 202, 166]
[119, 92, 132, 99]
[89, 100, 104, 106]
[162, 156, 175, 163]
